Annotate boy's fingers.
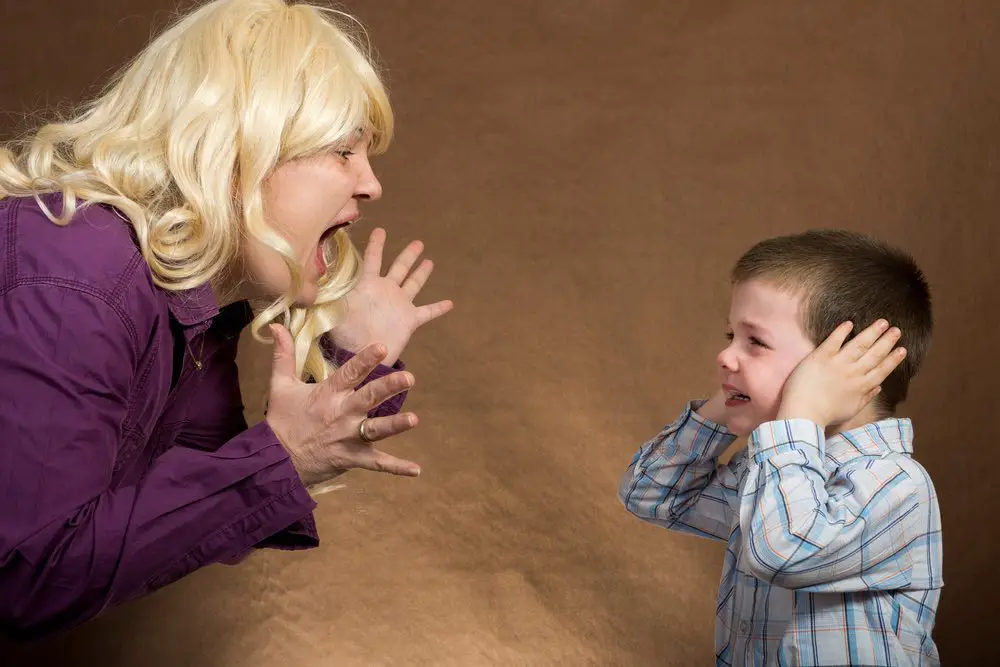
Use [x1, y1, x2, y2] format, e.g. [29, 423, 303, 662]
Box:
[822, 320, 855, 352]
[866, 347, 907, 386]
[845, 319, 891, 360]
[861, 326, 902, 369]
[862, 385, 882, 407]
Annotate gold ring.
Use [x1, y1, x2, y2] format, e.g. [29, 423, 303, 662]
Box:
[358, 417, 375, 443]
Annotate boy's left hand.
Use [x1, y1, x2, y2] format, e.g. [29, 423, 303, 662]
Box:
[777, 319, 907, 428]
[329, 227, 454, 366]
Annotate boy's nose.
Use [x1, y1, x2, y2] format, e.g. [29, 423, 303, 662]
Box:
[717, 347, 739, 372]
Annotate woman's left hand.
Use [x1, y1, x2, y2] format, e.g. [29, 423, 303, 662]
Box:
[329, 227, 453, 366]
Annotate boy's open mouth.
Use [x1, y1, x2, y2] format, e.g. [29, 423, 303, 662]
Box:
[724, 385, 750, 404]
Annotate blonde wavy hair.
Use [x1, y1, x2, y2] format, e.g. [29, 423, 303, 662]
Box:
[0, 0, 393, 382]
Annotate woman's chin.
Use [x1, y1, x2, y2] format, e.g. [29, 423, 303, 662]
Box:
[292, 290, 318, 308]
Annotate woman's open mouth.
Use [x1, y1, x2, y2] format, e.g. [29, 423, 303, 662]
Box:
[315, 222, 352, 273]
[320, 221, 350, 243]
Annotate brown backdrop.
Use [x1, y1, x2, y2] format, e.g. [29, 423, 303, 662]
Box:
[2, 1, 995, 664]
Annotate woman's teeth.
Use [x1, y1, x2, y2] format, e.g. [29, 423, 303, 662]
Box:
[320, 223, 348, 242]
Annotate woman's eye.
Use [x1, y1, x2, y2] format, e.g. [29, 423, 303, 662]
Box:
[750, 337, 767, 347]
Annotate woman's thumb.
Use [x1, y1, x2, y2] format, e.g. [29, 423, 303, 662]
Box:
[269, 324, 296, 381]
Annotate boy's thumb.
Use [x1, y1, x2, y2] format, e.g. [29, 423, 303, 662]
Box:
[269, 324, 296, 381]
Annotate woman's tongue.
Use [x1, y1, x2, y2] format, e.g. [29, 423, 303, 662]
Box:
[314, 226, 339, 273]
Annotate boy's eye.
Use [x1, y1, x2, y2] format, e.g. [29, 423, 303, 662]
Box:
[725, 331, 768, 348]
[336, 149, 354, 159]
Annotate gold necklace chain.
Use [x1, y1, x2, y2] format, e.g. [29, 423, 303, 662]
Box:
[185, 333, 207, 370]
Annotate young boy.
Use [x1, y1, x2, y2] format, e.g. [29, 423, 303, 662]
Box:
[619, 230, 942, 666]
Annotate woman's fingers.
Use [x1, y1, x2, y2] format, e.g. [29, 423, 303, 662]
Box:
[401, 258, 433, 298]
[357, 412, 419, 443]
[362, 227, 387, 277]
[325, 343, 389, 394]
[386, 239, 425, 285]
[349, 369, 415, 412]
[360, 448, 421, 476]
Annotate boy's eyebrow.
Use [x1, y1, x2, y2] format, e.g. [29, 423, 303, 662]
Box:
[728, 318, 770, 334]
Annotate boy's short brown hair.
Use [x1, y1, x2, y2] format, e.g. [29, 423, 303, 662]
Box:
[731, 229, 933, 416]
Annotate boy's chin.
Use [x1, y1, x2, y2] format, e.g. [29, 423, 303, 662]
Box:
[726, 412, 768, 438]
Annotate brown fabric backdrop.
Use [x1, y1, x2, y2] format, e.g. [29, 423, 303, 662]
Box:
[2, 1, 994, 664]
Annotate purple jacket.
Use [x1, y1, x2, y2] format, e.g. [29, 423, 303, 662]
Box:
[0, 194, 406, 641]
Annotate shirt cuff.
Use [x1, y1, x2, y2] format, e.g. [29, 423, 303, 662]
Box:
[748, 418, 825, 464]
[218, 422, 320, 565]
[667, 399, 739, 460]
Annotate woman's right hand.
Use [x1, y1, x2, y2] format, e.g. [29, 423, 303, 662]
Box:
[265, 324, 421, 488]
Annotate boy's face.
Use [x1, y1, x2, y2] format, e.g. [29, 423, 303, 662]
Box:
[717, 279, 817, 436]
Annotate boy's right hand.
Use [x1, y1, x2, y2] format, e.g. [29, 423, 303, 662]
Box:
[777, 319, 905, 429]
[695, 389, 731, 427]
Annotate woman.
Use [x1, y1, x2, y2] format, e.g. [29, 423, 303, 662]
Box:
[0, 0, 451, 641]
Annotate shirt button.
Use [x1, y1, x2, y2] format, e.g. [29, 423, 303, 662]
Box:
[740, 621, 749, 633]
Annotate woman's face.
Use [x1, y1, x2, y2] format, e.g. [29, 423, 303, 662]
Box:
[241, 136, 382, 305]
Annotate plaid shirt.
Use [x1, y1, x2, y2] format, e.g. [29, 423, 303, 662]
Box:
[618, 400, 943, 666]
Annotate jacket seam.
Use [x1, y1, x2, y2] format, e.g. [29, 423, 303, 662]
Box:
[3, 197, 17, 288]
[141, 486, 304, 591]
[2, 277, 140, 356]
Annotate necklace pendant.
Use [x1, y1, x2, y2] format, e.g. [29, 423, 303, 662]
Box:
[194, 360, 203, 370]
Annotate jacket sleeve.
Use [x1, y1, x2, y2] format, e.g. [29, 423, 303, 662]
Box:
[0, 283, 317, 641]
[320, 336, 408, 418]
[739, 418, 921, 592]
[618, 400, 741, 542]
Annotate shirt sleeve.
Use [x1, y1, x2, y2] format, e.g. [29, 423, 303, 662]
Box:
[618, 400, 741, 542]
[170, 335, 319, 557]
[321, 336, 408, 418]
[739, 418, 920, 592]
[0, 283, 317, 641]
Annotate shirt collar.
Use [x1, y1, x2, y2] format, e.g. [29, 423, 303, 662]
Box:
[50, 194, 249, 337]
[164, 281, 254, 341]
[164, 281, 220, 327]
[824, 417, 914, 464]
